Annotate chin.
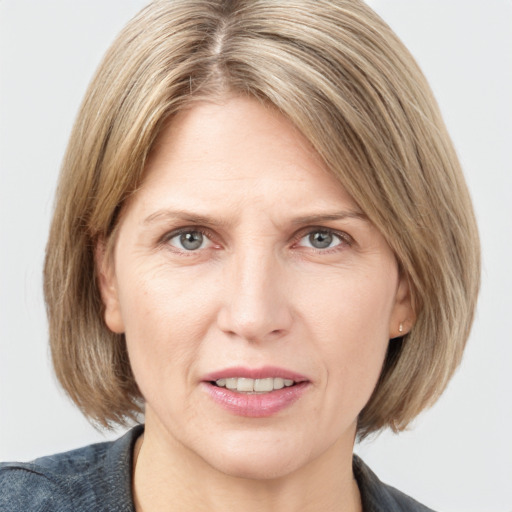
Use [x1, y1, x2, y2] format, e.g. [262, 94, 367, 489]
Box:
[211, 453, 301, 481]
[199, 432, 309, 480]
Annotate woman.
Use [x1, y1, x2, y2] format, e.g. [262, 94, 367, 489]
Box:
[0, 1, 480, 511]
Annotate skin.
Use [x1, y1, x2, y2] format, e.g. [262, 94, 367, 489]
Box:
[97, 96, 414, 512]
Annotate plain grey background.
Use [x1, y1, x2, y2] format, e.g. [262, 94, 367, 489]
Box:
[1, 1, 511, 511]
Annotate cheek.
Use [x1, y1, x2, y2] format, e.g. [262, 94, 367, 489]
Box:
[303, 265, 397, 345]
[303, 270, 396, 405]
[115, 263, 217, 396]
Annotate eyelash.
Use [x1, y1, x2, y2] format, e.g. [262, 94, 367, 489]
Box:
[160, 227, 216, 254]
[292, 227, 353, 253]
[160, 226, 353, 254]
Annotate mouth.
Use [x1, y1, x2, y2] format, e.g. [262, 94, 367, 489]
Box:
[202, 367, 310, 417]
[211, 377, 297, 394]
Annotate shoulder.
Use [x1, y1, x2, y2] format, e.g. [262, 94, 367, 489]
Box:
[353, 455, 436, 512]
[0, 425, 142, 512]
[0, 460, 73, 511]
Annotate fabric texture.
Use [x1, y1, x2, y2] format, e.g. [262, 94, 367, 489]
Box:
[0, 425, 435, 511]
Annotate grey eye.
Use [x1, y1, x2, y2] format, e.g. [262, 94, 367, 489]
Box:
[181, 231, 203, 250]
[169, 230, 209, 251]
[298, 230, 344, 250]
[309, 231, 334, 249]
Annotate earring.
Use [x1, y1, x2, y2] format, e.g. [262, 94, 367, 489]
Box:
[398, 322, 404, 334]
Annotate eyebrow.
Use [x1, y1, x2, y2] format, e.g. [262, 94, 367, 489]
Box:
[143, 209, 229, 228]
[290, 211, 368, 225]
[144, 208, 368, 227]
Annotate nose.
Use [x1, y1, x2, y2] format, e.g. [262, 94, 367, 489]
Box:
[216, 246, 293, 343]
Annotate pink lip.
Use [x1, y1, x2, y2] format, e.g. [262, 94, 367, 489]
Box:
[202, 366, 309, 383]
[201, 366, 310, 418]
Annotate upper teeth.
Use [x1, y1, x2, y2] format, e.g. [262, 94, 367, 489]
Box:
[215, 377, 295, 393]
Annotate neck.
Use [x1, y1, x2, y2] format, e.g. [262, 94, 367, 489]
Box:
[132, 419, 361, 512]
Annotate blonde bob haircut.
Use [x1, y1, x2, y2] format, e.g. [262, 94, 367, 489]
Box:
[44, 0, 480, 438]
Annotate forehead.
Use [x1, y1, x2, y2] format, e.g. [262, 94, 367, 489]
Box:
[137, 96, 360, 214]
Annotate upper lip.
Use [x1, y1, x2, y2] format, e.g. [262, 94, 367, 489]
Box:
[202, 366, 309, 383]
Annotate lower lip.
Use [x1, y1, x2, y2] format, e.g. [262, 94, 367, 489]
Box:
[202, 382, 309, 417]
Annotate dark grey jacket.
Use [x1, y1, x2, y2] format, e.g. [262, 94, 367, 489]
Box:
[0, 425, 435, 511]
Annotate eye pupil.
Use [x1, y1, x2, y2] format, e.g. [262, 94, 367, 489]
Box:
[309, 231, 333, 249]
[180, 231, 203, 250]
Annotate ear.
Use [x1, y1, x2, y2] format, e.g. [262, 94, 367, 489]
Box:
[389, 271, 416, 339]
[95, 239, 125, 334]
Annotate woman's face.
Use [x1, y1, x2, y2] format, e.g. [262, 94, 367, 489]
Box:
[99, 96, 412, 479]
